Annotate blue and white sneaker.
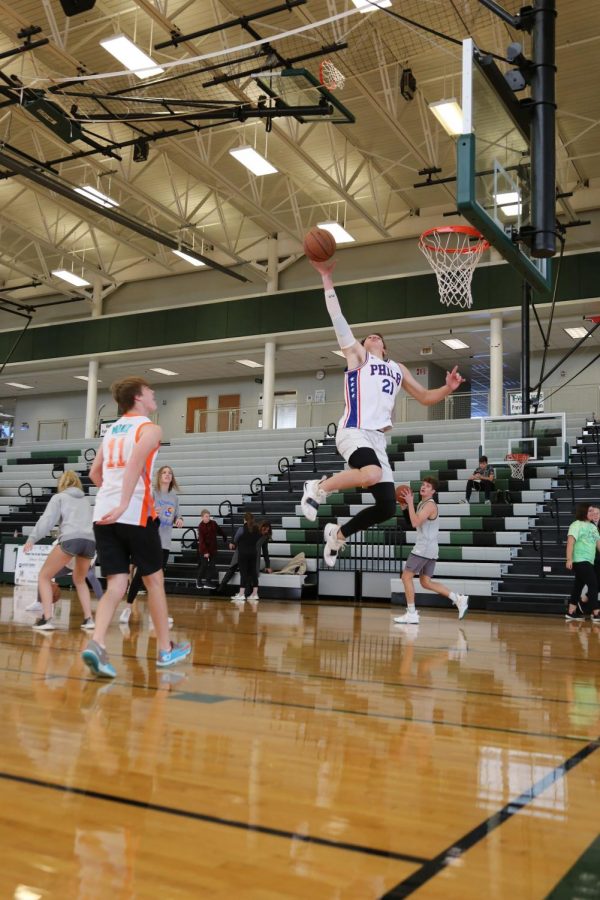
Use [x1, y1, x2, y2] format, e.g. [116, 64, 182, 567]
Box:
[157, 640, 192, 668]
[82, 639, 117, 679]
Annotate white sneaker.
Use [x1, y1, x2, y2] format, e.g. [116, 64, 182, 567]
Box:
[81, 617, 95, 631]
[301, 478, 327, 522]
[149, 616, 174, 629]
[231, 591, 246, 601]
[393, 609, 420, 625]
[119, 606, 132, 624]
[323, 522, 345, 567]
[454, 594, 469, 620]
[248, 590, 259, 601]
[25, 600, 43, 613]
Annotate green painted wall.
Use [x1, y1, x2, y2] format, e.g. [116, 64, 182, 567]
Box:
[1, 252, 597, 364]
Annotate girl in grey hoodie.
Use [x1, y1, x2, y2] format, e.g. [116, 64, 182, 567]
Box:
[24, 470, 96, 632]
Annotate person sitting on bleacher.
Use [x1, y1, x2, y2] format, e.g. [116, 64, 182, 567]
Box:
[463, 455, 495, 504]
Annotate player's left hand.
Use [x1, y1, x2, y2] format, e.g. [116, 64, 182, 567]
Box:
[97, 505, 127, 525]
[175, 517, 183, 527]
[446, 365, 466, 392]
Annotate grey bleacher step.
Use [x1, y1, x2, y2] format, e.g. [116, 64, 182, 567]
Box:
[390, 576, 497, 597]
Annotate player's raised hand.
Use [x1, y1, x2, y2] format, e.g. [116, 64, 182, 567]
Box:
[446, 366, 466, 392]
[309, 258, 336, 278]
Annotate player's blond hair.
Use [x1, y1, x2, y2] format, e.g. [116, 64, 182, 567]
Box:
[58, 470, 82, 492]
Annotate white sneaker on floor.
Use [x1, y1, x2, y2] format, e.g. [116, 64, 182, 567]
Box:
[119, 606, 132, 624]
[32, 616, 56, 632]
[393, 609, 420, 625]
[25, 600, 43, 613]
[454, 594, 469, 620]
[301, 478, 327, 522]
[323, 522, 346, 567]
[81, 617, 95, 631]
[248, 590, 259, 601]
[231, 591, 246, 601]
[149, 616, 174, 630]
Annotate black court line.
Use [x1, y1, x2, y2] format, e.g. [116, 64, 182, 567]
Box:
[0, 661, 591, 745]
[0, 769, 427, 866]
[379, 737, 600, 899]
[1, 630, 599, 712]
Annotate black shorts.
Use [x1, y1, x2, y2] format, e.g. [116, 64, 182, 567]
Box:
[93, 518, 162, 577]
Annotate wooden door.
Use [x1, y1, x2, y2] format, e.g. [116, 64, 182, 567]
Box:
[217, 393, 240, 432]
[186, 396, 208, 433]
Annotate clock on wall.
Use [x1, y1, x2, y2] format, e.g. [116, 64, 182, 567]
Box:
[315, 369, 325, 380]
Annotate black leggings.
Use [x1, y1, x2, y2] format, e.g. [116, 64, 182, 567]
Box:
[339, 481, 397, 540]
[238, 552, 258, 597]
[466, 479, 494, 500]
[571, 560, 599, 609]
[127, 548, 170, 604]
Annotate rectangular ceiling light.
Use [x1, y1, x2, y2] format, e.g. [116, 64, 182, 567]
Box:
[428, 99, 464, 136]
[332, 350, 346, 357]
[100, 35, 164, 80]
[318, 221, 355, 244]
[236, 359, 263, 368]
[75, 185, 119, 209]
[495, 191, 522, 218]
[52, 269, 90, 287]
[6, 382, 34, 390]
[351, 0, 392, 11]
[229, 146, 278, 176]
[441, 338, 469, 350]
[150, 367, 178, 376]
[172, 249, 206, 267]
[74, 375, 102, 382]
[564, 326, 588, 339]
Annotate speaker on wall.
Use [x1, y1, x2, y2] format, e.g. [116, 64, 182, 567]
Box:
[58, 0, 96, 16]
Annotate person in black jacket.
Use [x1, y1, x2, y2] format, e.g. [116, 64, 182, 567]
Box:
[231, 512, 261, 602]
[219, 519, 272, 596]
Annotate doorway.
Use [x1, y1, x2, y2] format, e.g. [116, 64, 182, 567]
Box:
[218, 394, 240, 431]
[37, 420, 68, 441]
[186, 397, 208, 433]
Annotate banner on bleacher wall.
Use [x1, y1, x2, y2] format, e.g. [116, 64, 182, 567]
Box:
[15, 545, 53, 585]
[508, 391, 545, 415]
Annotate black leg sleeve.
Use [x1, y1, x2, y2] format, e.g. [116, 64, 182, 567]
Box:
[340, 482, 397, 539]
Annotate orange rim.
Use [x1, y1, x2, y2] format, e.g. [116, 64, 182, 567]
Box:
[419, 225, 490, 254]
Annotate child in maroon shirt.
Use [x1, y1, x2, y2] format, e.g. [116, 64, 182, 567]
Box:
[196, 509, 228, 588]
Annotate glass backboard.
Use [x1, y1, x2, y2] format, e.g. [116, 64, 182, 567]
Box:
[481, 412, 567, 465]
[253, 67, 355, 125]
[457, 39, 553, 297]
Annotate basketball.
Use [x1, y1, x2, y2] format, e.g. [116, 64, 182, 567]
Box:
[395, 484, 410, 508]
[303, 227, 336, 262]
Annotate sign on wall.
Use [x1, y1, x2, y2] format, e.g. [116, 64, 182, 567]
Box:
[508, 391, 545, 415]
[14, 544, 53, 585]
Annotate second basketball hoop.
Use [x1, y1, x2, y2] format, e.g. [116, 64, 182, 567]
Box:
[419, 225, 489, 310]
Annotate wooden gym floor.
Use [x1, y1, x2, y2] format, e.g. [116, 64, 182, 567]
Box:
[0, 589, 599, 899]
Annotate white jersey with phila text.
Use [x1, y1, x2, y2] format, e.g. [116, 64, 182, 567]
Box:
[340, 352, 404, 431]
[93, 414, 158, 526]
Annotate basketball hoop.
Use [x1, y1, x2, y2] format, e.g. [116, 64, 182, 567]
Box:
[505, 453, 529, 481]
[319, 59, 345, 90]
[419, 225, 489, 309]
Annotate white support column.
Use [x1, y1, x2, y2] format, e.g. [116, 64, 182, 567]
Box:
[84, 278, 103, 439]
[490, 315, 503, 417]
[262, 341, 276, 431]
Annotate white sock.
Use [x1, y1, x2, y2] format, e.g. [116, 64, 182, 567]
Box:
[449, 592, 457, 603]
[407, 604, 416, 613]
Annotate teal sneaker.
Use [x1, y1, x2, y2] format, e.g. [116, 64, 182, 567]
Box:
[82, 640, 117, 679]
[156, 640, 192, 668]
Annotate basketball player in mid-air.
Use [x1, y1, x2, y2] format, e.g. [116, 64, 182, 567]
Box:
[82, 377, 191, 678]
[301, 259, 466, 566]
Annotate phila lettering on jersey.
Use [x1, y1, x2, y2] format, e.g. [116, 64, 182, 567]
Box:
[340, 352, 403, 431]
[93, 414, 159, 526]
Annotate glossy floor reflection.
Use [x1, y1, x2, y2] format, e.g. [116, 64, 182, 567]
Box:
[0, 589, 599, 898]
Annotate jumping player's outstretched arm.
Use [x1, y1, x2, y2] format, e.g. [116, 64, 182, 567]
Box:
[400, 362, 465, 407]
[310, 259, 366, 369]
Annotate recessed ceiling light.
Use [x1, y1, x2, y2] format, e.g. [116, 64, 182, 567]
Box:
[351, 0, 392, 11]
[74, 185, 119, 209]
[6, 382, 34, 390]
[441, 338, 469, 350]
[428, 99, 464, 136]
[100, 35, 164, 80]
[74, 375, 102, 382]
[564, 326, 588, 339]
[331, 350, 346, 357]
[495, 191, 522, 218]
[52, 269, 90, 287]
[236, 359, 263, 368]
[150, 367, 178, 376]
[317, 221, 355, 243]
[172, 249, 206, 267]
[229, 146, 278, 176]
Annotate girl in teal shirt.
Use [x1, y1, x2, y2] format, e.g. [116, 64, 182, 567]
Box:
[566, 503, 600, 620]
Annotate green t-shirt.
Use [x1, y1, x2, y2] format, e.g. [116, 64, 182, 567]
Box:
[567, 520, 599, 564]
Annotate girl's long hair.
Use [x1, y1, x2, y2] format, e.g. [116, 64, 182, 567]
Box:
[244, 511, 257, 531]
[154, 465, 179, 492]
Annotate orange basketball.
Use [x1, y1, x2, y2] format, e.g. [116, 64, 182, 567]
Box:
[395, 484, 410, 509]
[303, 227, 336, 262]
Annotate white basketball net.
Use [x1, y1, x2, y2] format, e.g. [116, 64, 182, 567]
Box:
[319, 59, 345, 90]
[505, 454, 529, 480]
[419, 228, 488, 310]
